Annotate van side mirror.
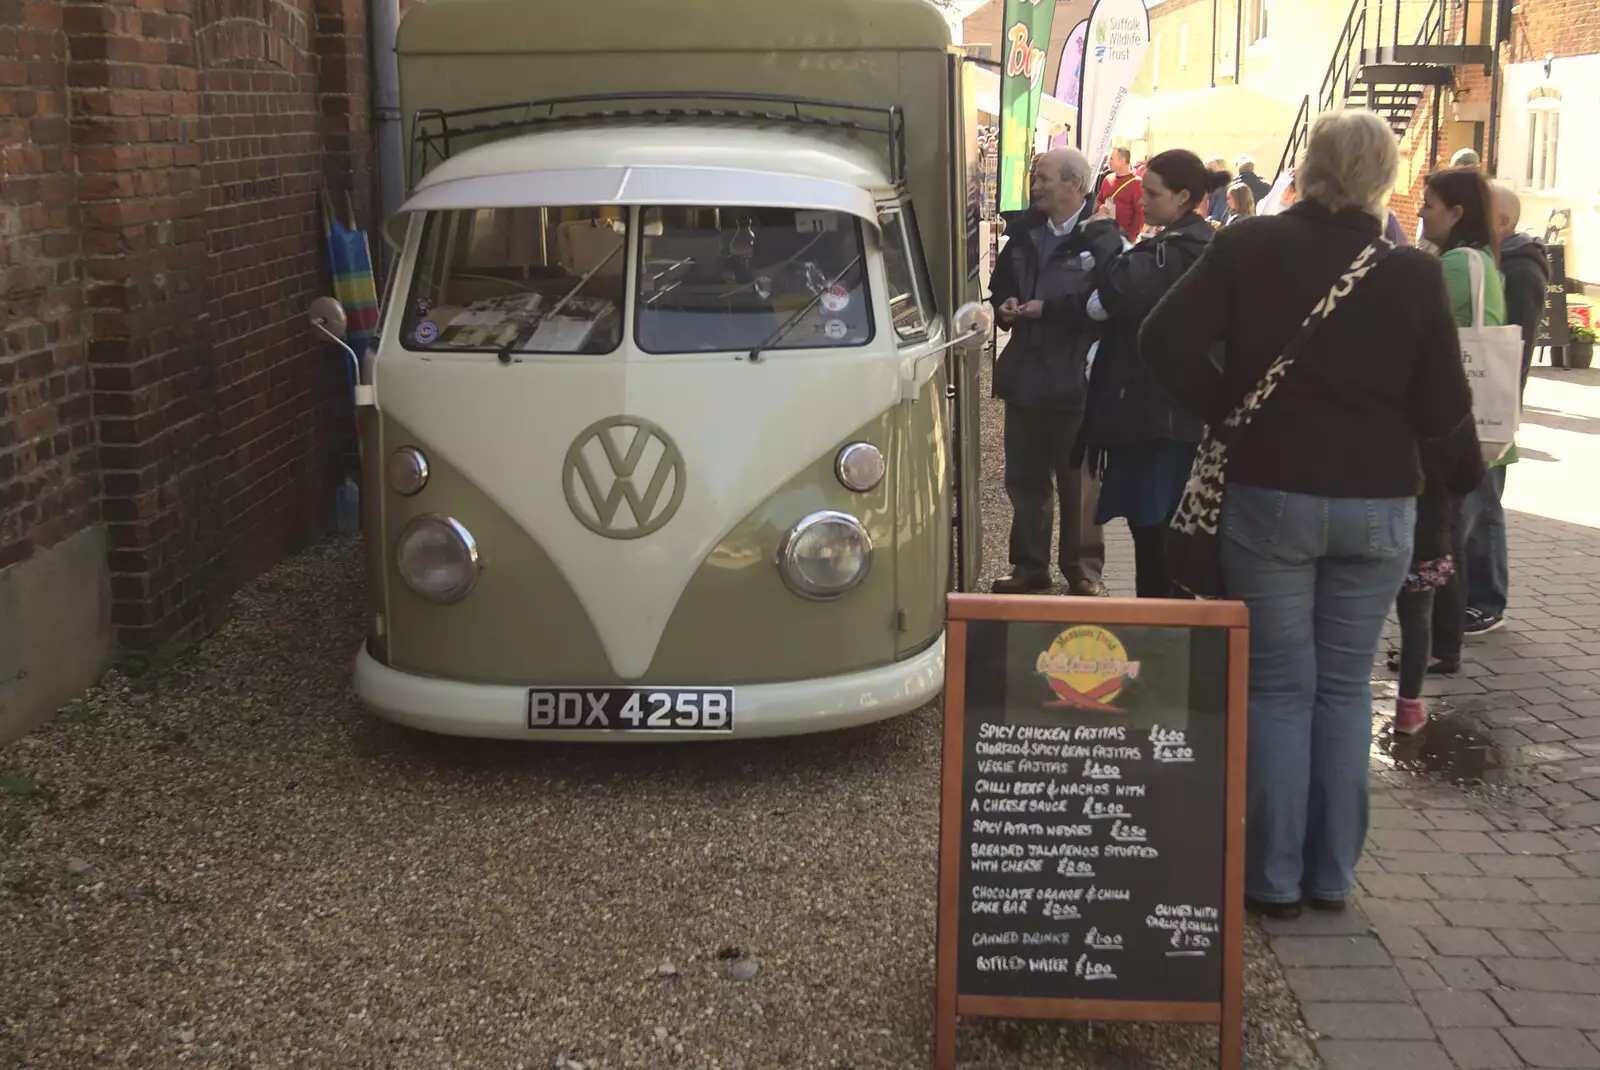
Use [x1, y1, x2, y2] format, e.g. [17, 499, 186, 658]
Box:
[951, 301, 993, 349]
[306, 295, 374, 409]
[309, 295, 349, 342]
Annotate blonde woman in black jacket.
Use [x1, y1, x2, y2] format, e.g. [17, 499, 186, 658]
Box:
[1138, 109, 1476, 920]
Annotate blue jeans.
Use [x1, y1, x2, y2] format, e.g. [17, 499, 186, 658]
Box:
[1462, 466, 1509, 618]
[1220, 484, 1416, 904]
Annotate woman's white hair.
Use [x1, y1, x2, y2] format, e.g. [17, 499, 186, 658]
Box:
[1295, 108, 1399, 216]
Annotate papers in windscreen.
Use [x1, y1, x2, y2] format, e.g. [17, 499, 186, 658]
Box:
[527, 316, 597, 351]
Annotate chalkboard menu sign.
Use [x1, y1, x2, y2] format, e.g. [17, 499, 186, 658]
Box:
[934, 595, 1248, 1070]
[1535, 243, 1569, 351]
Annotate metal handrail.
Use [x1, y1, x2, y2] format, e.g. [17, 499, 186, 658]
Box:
[1275, 0, 1364, 179]
[1274, 94, 1311, 180]
[1318, 0, 1368, 114]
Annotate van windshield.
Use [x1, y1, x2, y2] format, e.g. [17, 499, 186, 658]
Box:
[401, 207, 627, 354]
[634, 206, 873, 354]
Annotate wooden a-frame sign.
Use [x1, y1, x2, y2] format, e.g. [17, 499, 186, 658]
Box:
[934, 593, 1249, 1069]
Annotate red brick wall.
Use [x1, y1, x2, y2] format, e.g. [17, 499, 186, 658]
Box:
[0, 0, 95, 573]
[198, 0, 345, 600]
[1390, 0, 1600, 227]
[0, 0, 374, 654]
[1505, 0, 1600, 64]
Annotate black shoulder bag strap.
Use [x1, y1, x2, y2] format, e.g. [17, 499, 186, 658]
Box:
[1166, 237, 1399, 598]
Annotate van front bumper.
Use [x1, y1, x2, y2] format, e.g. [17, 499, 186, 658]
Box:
[352, 634, 945, 740]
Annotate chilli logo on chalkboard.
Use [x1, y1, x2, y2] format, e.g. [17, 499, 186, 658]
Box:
[1034, 626, 1142, 710]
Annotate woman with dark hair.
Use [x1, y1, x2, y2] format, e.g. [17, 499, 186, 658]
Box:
[1383, 167, 1505, 734]
[1419, 166, 1505, 328]
[1074, 149, 1215, 597]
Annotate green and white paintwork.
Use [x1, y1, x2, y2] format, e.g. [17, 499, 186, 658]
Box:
[353, 0, 985, 739]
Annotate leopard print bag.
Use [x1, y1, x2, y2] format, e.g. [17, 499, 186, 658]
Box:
[1167, 238, 1396, 599]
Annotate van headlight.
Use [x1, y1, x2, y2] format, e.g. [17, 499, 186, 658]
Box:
[777, 511, 872, 600]
[396, 514, 480, 603]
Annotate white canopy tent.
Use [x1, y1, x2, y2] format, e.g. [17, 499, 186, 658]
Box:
[969, 64, 1077, 153]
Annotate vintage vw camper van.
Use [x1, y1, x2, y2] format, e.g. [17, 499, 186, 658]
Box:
[308, 0, 992, 740]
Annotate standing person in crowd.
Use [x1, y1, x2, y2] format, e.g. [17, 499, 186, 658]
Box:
[1493, 182, 1550, 391]
[1072, 149, 1214, 597]
[1225, 182, 1256, 224]
[1099, 148, 1145, 242]
[1204, 156, 1233, 223]
[987, 146, 1108, 597]
[1422, 169, 1512, 631]
[1234, 154, 1272, 204]
[1388, 422, 1484, 734]
[1138, 109, 1476, 918]
[1455, 182, 1547, 634]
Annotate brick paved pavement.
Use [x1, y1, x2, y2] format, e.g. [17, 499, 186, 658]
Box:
[1255, 367, 1600, 1069]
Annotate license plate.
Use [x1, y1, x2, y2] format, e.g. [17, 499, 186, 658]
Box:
[525, 687, 735, 732]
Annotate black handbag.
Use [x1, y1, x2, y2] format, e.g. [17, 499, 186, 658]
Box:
[1167, 238, 1398, 599]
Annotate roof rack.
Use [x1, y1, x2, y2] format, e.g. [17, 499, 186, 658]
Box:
[407, 91, 906, 189]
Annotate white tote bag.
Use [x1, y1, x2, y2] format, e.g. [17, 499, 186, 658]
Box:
[1459, 247, 1523, 463]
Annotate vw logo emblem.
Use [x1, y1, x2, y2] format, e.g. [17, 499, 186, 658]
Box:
[562, 416, 687, 540]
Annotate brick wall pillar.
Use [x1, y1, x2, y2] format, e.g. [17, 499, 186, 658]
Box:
[63, 0, 373, 655]
[68, 0, 220, 652]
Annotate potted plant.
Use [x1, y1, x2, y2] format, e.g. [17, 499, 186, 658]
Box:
[1571, 320, 1597, 370]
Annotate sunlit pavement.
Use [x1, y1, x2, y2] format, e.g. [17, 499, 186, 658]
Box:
[1254, 365, 1600, 1070]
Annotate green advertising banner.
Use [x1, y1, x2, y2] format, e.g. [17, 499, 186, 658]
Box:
[997, 0, 1056, 213]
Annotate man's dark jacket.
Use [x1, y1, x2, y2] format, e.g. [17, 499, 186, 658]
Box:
[987, 211, 1098, 410]
[1071, 211, 1212, 470]
[1237, 169, 1271, 205]
[1501, 232, 1551, 389]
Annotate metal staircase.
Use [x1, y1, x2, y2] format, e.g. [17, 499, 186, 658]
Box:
[1274, 0, 1497, 181]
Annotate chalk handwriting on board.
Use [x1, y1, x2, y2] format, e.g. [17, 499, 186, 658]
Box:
[1151, 726, 1196, 763]
[1084, 926, 1124, 951]
[1074, 954, 1117, 981]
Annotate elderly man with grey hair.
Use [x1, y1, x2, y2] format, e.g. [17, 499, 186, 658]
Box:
[986, 146, 1107, 596]
[1458, 181, 1551, 636]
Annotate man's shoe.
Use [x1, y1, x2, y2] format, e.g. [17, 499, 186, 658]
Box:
[992, 571, 1051, 595]
[1464, 608, 1506, 635]
[1068, 578, 1110, 597]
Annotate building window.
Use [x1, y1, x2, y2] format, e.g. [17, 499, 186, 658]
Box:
[1179, 25, 1189, 69]
[1249, 0, 1269, 44]
[1526, 105, 1559, 192]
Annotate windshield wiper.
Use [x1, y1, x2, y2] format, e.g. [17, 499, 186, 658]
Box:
[746, 254, 862, 364]
[496, 239, 624, 364]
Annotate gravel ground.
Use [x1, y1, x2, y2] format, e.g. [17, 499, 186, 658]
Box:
[0, 355, 1320, 1070]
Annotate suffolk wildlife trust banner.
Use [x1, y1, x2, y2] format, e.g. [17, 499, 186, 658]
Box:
[996, 0, 1056, 213]
[1077, 0, 1151, 176]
